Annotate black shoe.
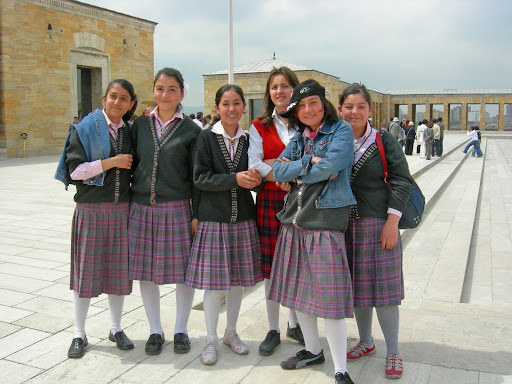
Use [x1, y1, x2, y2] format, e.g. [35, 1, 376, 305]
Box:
[145, 333, 165, 355]
[68, 336, 88, 358]
[335, 372, 354, 384]
[173, 333, 190, 354]
[259, 330, 281, 356]
[108, 330, 134, 350]
[280, 349, 325, 370]
[286, 323, 305, 346]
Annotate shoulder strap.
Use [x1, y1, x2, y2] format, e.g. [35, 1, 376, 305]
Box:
[375, 130, 390, 186]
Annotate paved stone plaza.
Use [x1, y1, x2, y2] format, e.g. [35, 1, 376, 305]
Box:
[1, 132, 511, 384]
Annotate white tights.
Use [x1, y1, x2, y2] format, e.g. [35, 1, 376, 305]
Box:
[72, 291, 125, 338]
[264, 279, 299, 332]
[139, 280, 195, 336]
[203, 286, 244, 342]
[296, 311, 348, 375]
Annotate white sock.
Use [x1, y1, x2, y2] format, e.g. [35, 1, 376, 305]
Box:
[325, 318, 348, 374]
[203, 290, 222, 342]
[295, 311, 321, 355]
[175, 283, 195, 335]
[73, 291, 90, 339]
[108, 294, 125, 334]
[265, 279, 280, 333]
[226, 286, 244, 332]
[139, 280, 163, 336]
[288, 309, 299, 328]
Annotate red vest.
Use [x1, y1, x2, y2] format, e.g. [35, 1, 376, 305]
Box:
[252, 119, 286, 191]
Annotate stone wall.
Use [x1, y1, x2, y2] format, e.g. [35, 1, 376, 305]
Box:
[0, 0, 156, 158]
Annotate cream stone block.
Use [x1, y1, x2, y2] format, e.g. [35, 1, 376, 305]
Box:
[428, 366, 478, 384]
[0, 327, 51, 359]
[0, 321, 22, 338]
[0, 288, 35, 306]
[0, 360, 43, 384]
[14, 312, 74, 334]
[0, 272, 54, 293]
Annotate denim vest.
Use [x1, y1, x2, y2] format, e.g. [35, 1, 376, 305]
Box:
[273, 120, 356, 211]
[54, 109, 110, 189]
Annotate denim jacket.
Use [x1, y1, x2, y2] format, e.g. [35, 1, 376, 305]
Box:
[273, 119, 356, 210]
[54, 109, 110, 189]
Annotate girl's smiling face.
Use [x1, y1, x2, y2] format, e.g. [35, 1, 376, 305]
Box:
[296, 95, 324, 131]
[339, 93, 373, 134]
[215, 88, 246, 129]
[102, 84, 134, 123]
[269, 74, 294, 114]
[153, 75, 184, 114]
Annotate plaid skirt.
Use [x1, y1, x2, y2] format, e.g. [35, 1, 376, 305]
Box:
[346, 217, 404, 307]
[128, 200, 192, 284]
[70, 203, 132, 298]
[256, 188, 287, 279]
[185, 220, 263, 291]
[268, 225, 353, 319]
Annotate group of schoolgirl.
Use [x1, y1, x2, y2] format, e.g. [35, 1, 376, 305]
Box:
[56, 65, 413, 384]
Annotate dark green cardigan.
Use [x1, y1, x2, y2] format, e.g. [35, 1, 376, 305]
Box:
[130, 115, 201, 217]
[351, 130, 413, 220]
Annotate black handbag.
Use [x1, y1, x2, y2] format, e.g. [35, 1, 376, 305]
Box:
[375, 131, 425, 229]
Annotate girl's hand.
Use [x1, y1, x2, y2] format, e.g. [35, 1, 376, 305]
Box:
[190, 218, 199, 238]
[275, 182, 291, 192]
[102, 154, 133, 171]
[380, 214, 400, 249]
[236, 170, 261, 189]
[311, 156, 322, 165]
[276, 157, 291, 163]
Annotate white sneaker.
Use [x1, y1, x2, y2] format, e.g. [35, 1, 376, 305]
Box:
[223, 330, 248, 355]
[201, 340, 218, 365]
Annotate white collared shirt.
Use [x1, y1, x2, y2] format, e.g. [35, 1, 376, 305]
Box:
[211, 121, 245, 160]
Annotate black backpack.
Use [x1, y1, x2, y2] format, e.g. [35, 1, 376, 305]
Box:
[477, 130, 481, 140]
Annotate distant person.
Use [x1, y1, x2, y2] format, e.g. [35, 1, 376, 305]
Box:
[386, 117, 393, 131]
[437, 117, 445, 156]
[55, 79, 138, 358]
[416, 120, 427, 156]
[424, 121, 434, 160]
[432, 119, 441, 156]
[462, 126, 483, 157]
[69, 116, 79, 132]
[389, 117, 403, 143]
[189, 113, 196, 120]
[368, 117, 373, 126]
[193, 112, 203, 128]
[203, 114, 212, 129]
[404, 121, 415, 155]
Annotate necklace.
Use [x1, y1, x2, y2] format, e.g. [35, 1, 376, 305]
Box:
[354, 132, 370, 152]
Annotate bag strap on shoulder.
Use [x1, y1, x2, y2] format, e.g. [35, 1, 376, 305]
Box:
[375, 131, 390, 186]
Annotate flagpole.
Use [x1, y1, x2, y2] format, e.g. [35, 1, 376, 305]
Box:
[228, 0, 234, 84]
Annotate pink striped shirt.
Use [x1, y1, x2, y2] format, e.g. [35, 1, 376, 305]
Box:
[70, 110, 125, 180]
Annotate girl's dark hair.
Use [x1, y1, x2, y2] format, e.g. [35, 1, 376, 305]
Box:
[105, 79, 138, 122]
[215, 84, 245, 106]
[153, 67, 185, 110]
[338, 83, 372, 107]
[287, 95, 339, 133]
[258, 66, 300, 127]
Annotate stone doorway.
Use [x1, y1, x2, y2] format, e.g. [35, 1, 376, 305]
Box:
[77, 66, 103, 120]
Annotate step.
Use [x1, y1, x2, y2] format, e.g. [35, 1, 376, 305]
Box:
[402, 139, 487, 308]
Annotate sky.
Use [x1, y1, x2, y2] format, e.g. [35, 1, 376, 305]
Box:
[83, 0, 512, 109]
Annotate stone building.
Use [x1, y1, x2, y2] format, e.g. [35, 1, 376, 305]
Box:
[204, 58, 512, 132]
[0, 0, 157, 159]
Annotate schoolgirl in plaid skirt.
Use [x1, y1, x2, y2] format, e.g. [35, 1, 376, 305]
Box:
[339, 83, 413, 379]
[128, 68, 201, 356]
[247, 67, 304, 356]
[56, 79, 138, 358]
[269, 80, 356, 383]
[186, 85, 264, 365]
